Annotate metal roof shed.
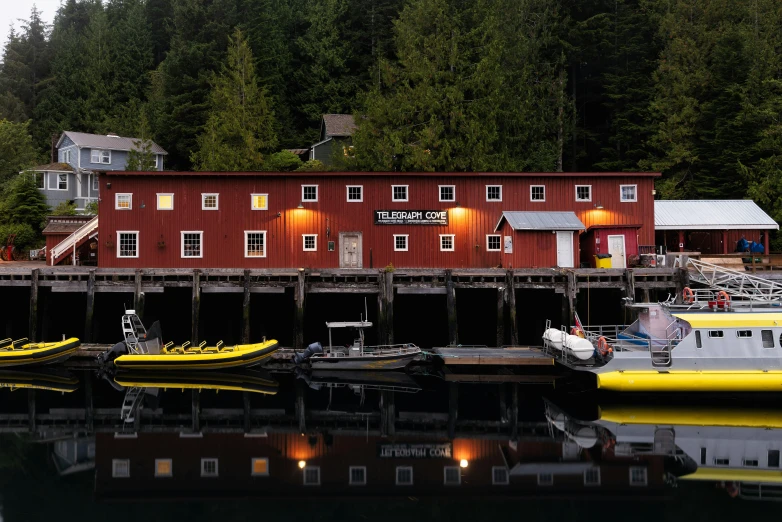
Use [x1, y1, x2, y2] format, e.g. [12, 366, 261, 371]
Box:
[494, 211, 585, 232]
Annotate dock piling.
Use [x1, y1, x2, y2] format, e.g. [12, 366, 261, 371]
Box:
[191, 389, 200, 433]
[447, 382, 458, 440]
[191, 269, 201, 346]
[134, 269, 144, 320]
[84, 269, 96, 343]
[29, 268, 39, 342]
[293, 270, 305, 350]
[496, 286, 505, 347]
[242, 269, 251, 344]
[446, 269, 458, 346]
[505, 270, 518, 346]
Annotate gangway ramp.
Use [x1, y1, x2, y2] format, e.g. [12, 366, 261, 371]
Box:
[687, 258, 782, 302]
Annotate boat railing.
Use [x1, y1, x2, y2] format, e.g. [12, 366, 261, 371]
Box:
[325, 343, 420, 357]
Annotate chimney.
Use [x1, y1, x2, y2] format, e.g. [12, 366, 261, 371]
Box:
[51, 134, 57, 163]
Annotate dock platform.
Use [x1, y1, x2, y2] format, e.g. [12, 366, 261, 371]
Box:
[432, 346, 554, 366]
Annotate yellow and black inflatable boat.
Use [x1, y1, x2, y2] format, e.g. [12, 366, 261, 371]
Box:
[113, 339, 280, 371]
[113, 370, 278, 395]
[0, 337, 80, 367]
[0, 369, 80, 392]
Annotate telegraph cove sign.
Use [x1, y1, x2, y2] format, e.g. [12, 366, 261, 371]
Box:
[378, 443, 453, 459]
[374, 210, 448, 226]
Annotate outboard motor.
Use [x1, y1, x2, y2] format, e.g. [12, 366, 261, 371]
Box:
[293, 342, 323, 364]
[97, 341, 128, 365]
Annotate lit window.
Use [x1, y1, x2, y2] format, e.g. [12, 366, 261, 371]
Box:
[537, 473, 553, 486]
[708, 331, 724, 338]
[396, 466, 413, 485]
[392, 185, 408, 202]
[486, 185, 502, 201]
[112, 459, 130, 478]
[394, 235, 408, 252]
[575, 185, 591, 202]
[201, 458, 219, 477]
[440, 234, 455, 252]
[251, 194, 268, 210]
[91, 149, 111, 164]
[486, 235, 501, 251]
[157, 193, 173, 210]
[492, 467, 509, 485]
[443, 466, 461, 485]
[629, 467, 647, 485]
[245, 231, 266, 258]
[251, 458, 269, 476]
[33, 172, 44, 189]
[736, 330, 752, 338]
[115, 193, 132, 210]
[155, 459, 172, 477]
[347, 185, 363, 202]
[303, 234, 317, 252]
[530, 185, 545, 201]
[620, 185, 637, 202]
[117, 232, 138, 258]
[302, 185, 318, 202]
[762, 330, 774, 348]
[202, 193, 219, 210]
[303, 466, 320, 485]
[181, 232, 203, 258]
[439, 185, 455, 202]
[349, 466, 366, 485]
[584, 468, 600, 486]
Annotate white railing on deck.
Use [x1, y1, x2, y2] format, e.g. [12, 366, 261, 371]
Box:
[50, 215, 98, 265]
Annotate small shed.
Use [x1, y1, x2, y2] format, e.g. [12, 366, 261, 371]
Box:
[43, 215, 97, 265]
[580, 224, 641, 268]
[309, 114, 357, 165]
[655, 200, 779, 254]
[495, 211, 585, 268]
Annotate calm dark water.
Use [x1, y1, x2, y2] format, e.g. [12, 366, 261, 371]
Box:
[1, 370, 781, 521]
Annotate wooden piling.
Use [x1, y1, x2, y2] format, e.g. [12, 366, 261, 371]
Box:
[562, 271, 576, 328]
[675, 267, 690, 305]
[447, 382, 458, 440]
[242, 269, 251, 344]
[29, 268, 39, 342]
[642, 288, 651, 303]
[378, 271, 395, 345]
[380, 390, 395, 437]
[134, 269, 144, 320]
[511, 383, 519, 440]
[27, 389, 35, 433]
[243, 392, 251, 433]
[85, 372, 94, 432]
[84, 269, 96, 343]
[625, 269, 636, 302]
[293, 270, 305, 350]
[446, 269, 458, 346]
[295, 382, 306, 433]
[505, 270, 518, 346]
[191, 269, 200, 346]
[191, 389, 200, 433]
[496, 287, 505, 347]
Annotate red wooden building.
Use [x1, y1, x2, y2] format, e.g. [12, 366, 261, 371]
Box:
[97, 171, 659, 269]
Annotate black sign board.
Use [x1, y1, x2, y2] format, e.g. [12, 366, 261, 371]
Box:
[377, 443, 453, 459]
[374, 210, 448, 226]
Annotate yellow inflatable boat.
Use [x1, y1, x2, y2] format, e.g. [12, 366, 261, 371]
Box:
[0, 369, 80, 392]
[112, 339, 281, 371]
[0, 337, 80, 367]
[113, 370, 278, 395]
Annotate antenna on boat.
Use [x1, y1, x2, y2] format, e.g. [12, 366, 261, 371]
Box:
[364, 297, 368, 325]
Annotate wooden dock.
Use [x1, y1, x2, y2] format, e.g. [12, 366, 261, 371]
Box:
[433, 346, 554, 366]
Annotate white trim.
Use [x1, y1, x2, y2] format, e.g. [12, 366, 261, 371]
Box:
[443, 466, 461, 485]
[530, 185, 546, 202]
[303, 234, 318, 252]
[90, 148, 111, 164]
[251, 458, 269, 476]
[201, 193, 219, 210]
[112, 459, 130, 478]
[392, 185, 409, 202]
[440, 234, 455, 252]
[115, 193, 132, 210]
[606, 234, 626, 268]
[157, 193, 174, 210]
[393, 234, 409, 252]
[349, 466, 367, 486]
[33, 171, 45, 189]
[244, 231, 267, 258]
[77, 146, 81, 169]
[251, 193, 269, 210]
[486, 234, 501, 251]
[575, 185, 592, 202]
[629, 466, 647, 486]
[346, 185, 363, 202]
[92, 173, 99, 192]
[302, 185, 318, 202]
[201, 458, 219, 477]
[492, 466, 509, 485]
[303, 466, 321, 486]
[117, 231, 139, 259]
[396, 466, 414, 486]
[181, 231, 204, 259]
[584, 467, 601, 486]
[486, 185, 502, 202]
[48, 172, 68, 191]
[155, 458, 173, 478]
[438, 185, 456, 202]
[556, 231, 574, 268]
[620, 184, 637, 202]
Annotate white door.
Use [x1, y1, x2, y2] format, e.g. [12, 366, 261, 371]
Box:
[340, 233, 362, 268]
[607, 235, 626, 268]
[556, 231, 574, 268]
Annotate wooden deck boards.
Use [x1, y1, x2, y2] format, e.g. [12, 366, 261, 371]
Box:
[433, 346, 554, 366]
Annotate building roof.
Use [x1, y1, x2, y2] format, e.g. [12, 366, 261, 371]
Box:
[57, 131, 168, 155]
[321, 114, 356, 138]
[42, 216, 95, 235]
[495, 211, 585, 232]
[29, 162, 73, 172]
[654, 200, 779, 230]
[107, 171, 661, 178]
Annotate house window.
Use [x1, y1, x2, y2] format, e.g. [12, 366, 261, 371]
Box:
[575, 185, 592, 202]
[708, 331, 723, 338]
[620, 185, 637, 202]
[115, 193, 131, 210]
[443, 466, 461, 485]
[492, 467, 509, 485]
[762, 330, 774, 348]
[251, 458, 269, 476]
[736, 330, 753, 338]
[157, 193, 173, 210]
[245, 231, 266, 258]
[181, 232, 203, 258]
[349, 466, 366, 485]
[769, 450, 780, 468]
[486, 185, 502, 201]
[347, 185, 363, 202]
[63, 149, 71, 163]
[303, 234, 317, 251]
[439, 185, 455, 202]
[49, 173, 67, 190]
[394, 235, 408, 252]
[92, 174, 99, 191]
[202, 193, 219, 210]
[303, 466, 320, 486]
[584, 468, 600, 486]
[530, 185, 545, 201]
[201, 458, 219, 477]
[91, 149, 111, 164]
[629, 467, 647, 486]
[302, 185, 318, 202]
[251, 194, 268, 210]
[33, 172, 44, 189]
[695, 331, 702, 348]
[396, 466, 413, 485]
[117, 232, 138, 258]
[155, 459, 172, 477]
[486, 235, 501, 251]
[440, 234, 455, 252]
[392, 185, 408, 202]
[112, 459, 130, 478]
[537, 473, 553, 486]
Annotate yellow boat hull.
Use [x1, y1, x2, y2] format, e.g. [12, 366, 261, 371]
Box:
[113, 340, 280, 370]
[597, 370, 782, 392]
[598, 405, 782, 428]
[113, 371, 278, 395]
[0, 338, 81, 367]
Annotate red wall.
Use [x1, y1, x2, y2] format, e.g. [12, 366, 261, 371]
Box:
[656, 229, 772, 254]
[98, 172, 658, 269]
[580, 227, 640, 267]
[497, 222, 580, 269]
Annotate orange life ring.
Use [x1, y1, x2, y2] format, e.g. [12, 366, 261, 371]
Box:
[597, 336, 611, 356]
[682, 286, 695, 304]
[717, 290, 730, 302]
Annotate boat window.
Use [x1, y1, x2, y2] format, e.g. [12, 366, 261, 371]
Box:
[155, 459, 172, 477]
[762, 330, 774, 348]
[743, 459, 759, 467]
[736, 330, 752, 338]
[349, 466, 366, 485]
[537, 473, 553, 486]
[769, 450, 780, 468]
[492, 466, 509, 485]
[584, 468, 600, 486]
[251, 458, 269, 476]
[707, 331, 723, 338]
[201, 458, 219, 477]
[443, 466, 461, 485]
[695, 331, 702, 349]
[112, 459, 130, 478]
[303, 466, 320, 485]
[714, 458, 730, 466]
[700, 448, 707, 465]
[396, 466, 413, 485]
[629, 467, 647, 486]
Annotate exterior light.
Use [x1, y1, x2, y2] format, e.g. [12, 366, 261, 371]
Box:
[140, 200, 145, 209]
[276, 212, 281, 217]
[460, 459, 469, 468]
[297, 202, 304, 209]
[298, 460, 306, 469]
[595, 202, 604, 210]
[106, 182, 111, 189]
[456, 201, 461, 208]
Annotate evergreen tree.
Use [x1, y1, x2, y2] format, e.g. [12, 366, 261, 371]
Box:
[0, 173, 51, 250]
[0, 120, 40, 183]
[126, 113, 158, 171]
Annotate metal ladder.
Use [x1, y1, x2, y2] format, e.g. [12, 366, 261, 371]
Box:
[120, 387, 144, 423]
[122, 314, 147, 354]
[688, 258, 782, 302]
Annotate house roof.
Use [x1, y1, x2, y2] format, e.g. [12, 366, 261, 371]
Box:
[322, 114, 356, 137]
[42, 216, 94, 235]
[29, 162, 73, 172]
[57, 131, 168, 155]
[655, 200, 779, 230]
[495, 211, 585, 232]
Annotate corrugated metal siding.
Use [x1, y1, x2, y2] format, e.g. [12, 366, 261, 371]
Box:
[500, 211, 584, 230]
[99, 174, 656, 268]
[655, 200, 779, 230]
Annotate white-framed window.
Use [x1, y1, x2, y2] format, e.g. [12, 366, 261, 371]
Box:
[537, 473, 553, 486]
[245, 231, 267, 258]
[115, 193, 132, 210]
[443, 466, 461, 485]
[492, 466, 509, 485]
[530, 185, 545, 201]
[392, 185, 409, 202]
[439, 185, 455, 202]
[708, 330, 724, 338]
[251, 458, 269, 476]
[302, 185, 318, 202]
[181, 231, 203, 258]
[486, 185, 502, 201]
[303, 466, 320, 485]
[117, 231, 138, 258]
[584, 467, 600, 486]
[396, 466, 413, 485]
[33, 172, 44, 189]
[157, 193, 174, 210]
[440, 234, 455, 252]
[201, 458, 219, 477]
[155, 458, 173, 478]
[91, 149, 111, 164]
[202, 193, 219, 210]
[112, 459, 130, 478]
[714, 457, 730, 466]
[349, 466, 366, 485]
[629, 467, 647, 486]
[251, 194, 268, 210]
[620, 184, 637, 202]
[92, 174, 99, 192]
[346, 185, 363, 202]
[62, 149, 71, 163]
[303, 234, 317, 251]
[762, 330, 774, 348]
[575, 185, 592, 202]
[394, 234, 409, 252]
[486, 235, 501, 251]
[49, 172, 68, 190]
[736, 330, 753, 338]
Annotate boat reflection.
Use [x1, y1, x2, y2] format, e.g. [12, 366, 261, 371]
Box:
[0, 368, 79, 393]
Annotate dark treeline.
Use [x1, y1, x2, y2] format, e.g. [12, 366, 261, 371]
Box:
[1, 0, 781, 215]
